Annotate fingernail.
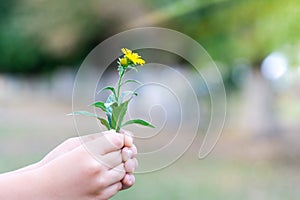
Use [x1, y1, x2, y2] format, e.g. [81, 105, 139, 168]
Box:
[127, 149, 133, 159]
[122, 147, 129, 162]
[132, 145, 138, 155]
[129, 174, 135, 184]
[128, 176, 132, 185]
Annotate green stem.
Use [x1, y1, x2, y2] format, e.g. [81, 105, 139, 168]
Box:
[116, 70, 125, 102]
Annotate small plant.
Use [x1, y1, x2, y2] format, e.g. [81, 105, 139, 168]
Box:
[70, 48, 155, 132]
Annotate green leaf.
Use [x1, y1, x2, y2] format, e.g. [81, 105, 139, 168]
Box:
[118, 91, 138, 104]
[104, 102, 116, 108]
[106, 93, 116, 104]
[91, 102, 106, 112]
[67, 111, 100, 118]
[67, 111, 111, 130]
[105, 94, 117, 128]
[106, 112, 112, 128]
[99, 118, 110, 130]
[121, 79, 141, 86]
[97, 86, 116, 98]
[127, 65, 138, 72]
[122, 119, 155, 128]
[111, 99, 130, 132]
[107, 102, 118, 128]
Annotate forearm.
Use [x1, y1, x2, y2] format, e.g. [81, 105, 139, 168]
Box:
[0, 169, 45, 200]
[1, 162, 41, 176]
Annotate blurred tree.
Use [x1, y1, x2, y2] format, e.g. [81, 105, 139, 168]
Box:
[0, 0, 104, 74]
[0, 0, 299, 73]
[169, 0, 300, 67]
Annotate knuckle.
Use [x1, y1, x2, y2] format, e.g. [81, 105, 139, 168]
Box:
[116, 151, 123, 163]
[84, 161, 101, 177]
[75, 146, 87, 158]
[77, 151, 102, 176]
[111, 135, 124, 148]
[96, 176, 106, 188]
[104, 133, 124, 149]
[119, 164, 126, 174]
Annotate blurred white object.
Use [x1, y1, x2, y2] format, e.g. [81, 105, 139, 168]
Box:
[261, 52, 288, 80]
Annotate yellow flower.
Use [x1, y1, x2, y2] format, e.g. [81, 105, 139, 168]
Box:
[121, 48, 145, 65]
[119, 57, 128, 66]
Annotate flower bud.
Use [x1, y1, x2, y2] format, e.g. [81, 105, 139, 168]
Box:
[120, 57, 128, 67]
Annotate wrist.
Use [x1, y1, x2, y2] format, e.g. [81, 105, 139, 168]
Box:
[28, 165, 55, 200]
[0, 161, 42, 177]
[11, 161, 42, 175]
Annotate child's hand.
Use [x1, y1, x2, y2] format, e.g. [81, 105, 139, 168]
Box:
[0, 132, 138, 200]
[39, 130, 138, 190]
[36, 131, 137, 199]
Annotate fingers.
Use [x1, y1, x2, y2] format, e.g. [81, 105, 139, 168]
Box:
[102, 163, 126, 185]
[85, 131, 124, 155]
[124, 134, 133, 147]
[120, 129, 134, 147]
[124, 158, 138, 173]
[98, 150, 122, 169]
[122, 174, 135, 190]
[75, 130, 118, 144]
[98, 146, 137, 171]
[101, 182, 123, 199]
[79, 132, 105, 143]
[82, 129, 137, 193]
[119, 131, 137, 190]
[83, 130, 137, 172]
[131, 144, 138, 155]
[122, 144, 137, 162]
[77, 129, 134, 153]
[121, 147, 133, 162]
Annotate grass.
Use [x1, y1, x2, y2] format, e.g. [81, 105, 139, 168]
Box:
[112, 158, 299, 200]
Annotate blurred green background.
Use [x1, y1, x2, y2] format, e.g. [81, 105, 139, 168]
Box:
[1, 0, 300, 199]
